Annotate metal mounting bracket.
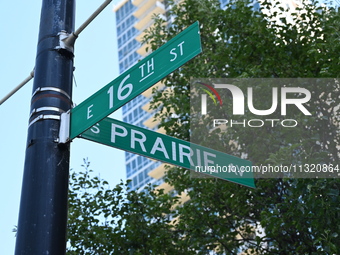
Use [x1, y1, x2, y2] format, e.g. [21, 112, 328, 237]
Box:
[28, 114, 61, 128]
[58, 111, 71, 144]
[55, 31, 76, 57]
[32, 86, 71, 100]
[29, 106, 65, 119]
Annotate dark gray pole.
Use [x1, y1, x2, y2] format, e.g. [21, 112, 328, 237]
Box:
[15, 0, 75, 254]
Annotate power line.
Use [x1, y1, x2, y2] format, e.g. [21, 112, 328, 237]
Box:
[0, 70, 34, 105]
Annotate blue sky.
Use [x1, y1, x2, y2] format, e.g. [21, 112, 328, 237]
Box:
[0, 1, 125, 253]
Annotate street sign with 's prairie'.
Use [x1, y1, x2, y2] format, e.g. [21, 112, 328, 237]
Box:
[81, 117, 255, 188]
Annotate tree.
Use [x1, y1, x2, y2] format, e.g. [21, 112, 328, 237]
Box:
[67, 0, 339, 254]
[67, 159, 188, 254]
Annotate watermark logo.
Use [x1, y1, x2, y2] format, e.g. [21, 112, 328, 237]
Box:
[200, 83, 311, 116]
[197, 82, 223, 113]
[194, 79, 313, 128]
[190, 78, 339, 180]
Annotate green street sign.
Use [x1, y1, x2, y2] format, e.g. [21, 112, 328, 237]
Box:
[70, 22, 202, 139]
[81, 117, 255, 188]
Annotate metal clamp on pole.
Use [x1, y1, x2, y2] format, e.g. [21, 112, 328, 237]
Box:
[55, 31, 76, 56]
[32, 87, 72, 101]
[29, 107, 65, 119]
[59, 0, 113, 53]
[28, 114, 61, 128]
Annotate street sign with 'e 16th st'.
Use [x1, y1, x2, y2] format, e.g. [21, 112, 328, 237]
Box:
[70, 22, 202, 139]
[81, 117, 255, 188]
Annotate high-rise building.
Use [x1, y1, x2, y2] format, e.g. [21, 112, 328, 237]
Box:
[113, 0, 167, 192]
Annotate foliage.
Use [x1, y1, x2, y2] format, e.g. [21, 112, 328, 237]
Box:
[67, 159, 183, 254]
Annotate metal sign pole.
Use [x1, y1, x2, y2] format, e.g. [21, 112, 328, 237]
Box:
[15, 0, 75, 254]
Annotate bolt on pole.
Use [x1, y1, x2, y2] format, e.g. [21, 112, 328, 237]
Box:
[15, 0, 75, 254]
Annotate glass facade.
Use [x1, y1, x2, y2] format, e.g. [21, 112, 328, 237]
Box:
[115, 0, 161, 191]
[116, 1, 140, 73]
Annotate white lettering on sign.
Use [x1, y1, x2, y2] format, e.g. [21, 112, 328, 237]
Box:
[87, 104, 94, 119]
[196, 149, 201, 166]
[172, 141, 177, 161]
[131, 129, 147, 152]
[90, 123, 100, 134]
[111, 124, 128, 143]
[107, 86, 114, 109]
[195, 149, 216, 167]
[139, 58, 155, 82]
[178, 144, 194, 166]
[203, 151, 216, 166]
[170, 41, 185, 62]
[150, 137, 170, 159]
[108, 122, 217, 168]
[107, 74, 134, 111]
[117, 75, 133, 100]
